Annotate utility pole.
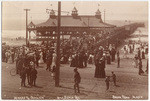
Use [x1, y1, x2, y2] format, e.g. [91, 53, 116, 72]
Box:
[104, 9, 106, 23]
[24, 9, 30, 46]
[55, 1, 61, 87]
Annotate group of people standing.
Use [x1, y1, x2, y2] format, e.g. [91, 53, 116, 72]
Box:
[122, 42, 148, 75]
[20, 62, 37, 87]
[2, 43, 57, 87]
[133, 46, 148, 75]
[70, 51, 88, 68]
[123, 43, 148, 59]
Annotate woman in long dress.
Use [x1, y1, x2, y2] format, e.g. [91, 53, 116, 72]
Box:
[6, 50, 11, 63]
[100, 57, 106, 78]
[78, 53, 84, 68]
[51, 53, 57, 67]
[39, 51, 44, 64]
[141, 49, 145, 59]
[94, 59, 101, 78]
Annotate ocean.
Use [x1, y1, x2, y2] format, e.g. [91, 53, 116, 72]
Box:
[126, 27, 148, 43]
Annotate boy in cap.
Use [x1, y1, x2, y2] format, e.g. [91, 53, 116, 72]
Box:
[111, 72, 117, 86]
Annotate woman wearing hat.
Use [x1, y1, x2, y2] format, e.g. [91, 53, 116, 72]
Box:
[100, 57, 106, 78]
[94, 58, 101, 78]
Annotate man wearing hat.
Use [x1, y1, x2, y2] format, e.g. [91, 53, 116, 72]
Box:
[74, 68, 81, 93]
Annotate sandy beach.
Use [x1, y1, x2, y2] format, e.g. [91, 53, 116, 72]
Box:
[2, 50, 148, 100]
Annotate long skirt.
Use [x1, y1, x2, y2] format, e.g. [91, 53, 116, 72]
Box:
[94, 65, 101, 78]
[107, 56, 111, 64]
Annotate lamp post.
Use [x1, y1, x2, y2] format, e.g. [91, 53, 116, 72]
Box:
[24, 9, 30, 46]
[46, 2, 69, 87]
[55, 1, 61, 87]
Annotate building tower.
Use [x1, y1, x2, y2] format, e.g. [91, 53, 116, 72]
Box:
[95, 9, 103, 22]
[72, 7, 78, 18]
[50, 9, 56, 18]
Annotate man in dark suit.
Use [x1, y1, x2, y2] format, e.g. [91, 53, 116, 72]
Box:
[30, 66, 37, 86]
[20, 67, 26, 87]
[74, 68, 81, 93]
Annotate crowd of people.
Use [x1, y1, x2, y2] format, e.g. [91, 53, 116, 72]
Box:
[2, 33, 148, 91]
[122, 42, 148, 75]
[122, 42, 148, 59]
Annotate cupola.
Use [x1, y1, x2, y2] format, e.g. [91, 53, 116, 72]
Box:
[28, 21, 36, 29]
[72, 7, 78, 18]
[95, 9, 103, 22]
[95, 9, 101, 19]
[50, 9, 56, 19]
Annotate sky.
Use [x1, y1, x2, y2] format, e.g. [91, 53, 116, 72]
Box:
[2, 1, 148, 30]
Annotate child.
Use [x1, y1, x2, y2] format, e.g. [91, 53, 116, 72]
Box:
[105, 76, 110, 90]
[111, 72, 117, 86]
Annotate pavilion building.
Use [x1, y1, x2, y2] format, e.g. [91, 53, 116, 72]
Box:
[27, 7, 143, 48]
[28, 7, 116, 42]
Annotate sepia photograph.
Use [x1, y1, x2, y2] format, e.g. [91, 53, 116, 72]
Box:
[1, 1, 148, 100]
